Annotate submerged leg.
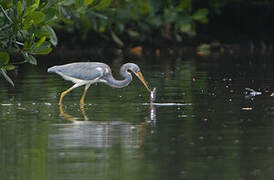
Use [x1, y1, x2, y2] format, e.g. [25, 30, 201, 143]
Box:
[59, 83, 82, 105]
[80, 83, 91, 105]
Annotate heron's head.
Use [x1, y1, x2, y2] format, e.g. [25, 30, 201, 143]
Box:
[123, 63, 150, 91]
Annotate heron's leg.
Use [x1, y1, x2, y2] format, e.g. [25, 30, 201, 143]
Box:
[80, 106, 89, 121]
[59, 83, 81, 105]
[80, 83, 91, 105]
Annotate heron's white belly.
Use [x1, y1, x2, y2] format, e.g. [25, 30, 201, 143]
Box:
[57, 72, 91, 84]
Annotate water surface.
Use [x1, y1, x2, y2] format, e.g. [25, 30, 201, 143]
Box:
[0, 54, 274, 180]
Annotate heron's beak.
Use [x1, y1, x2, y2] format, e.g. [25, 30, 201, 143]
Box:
[136, 71, 150, 91]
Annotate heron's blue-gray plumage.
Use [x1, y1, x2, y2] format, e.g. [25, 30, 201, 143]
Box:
[48, 62, 108, 81]
[48, 62, 149, 105]
[47, 62, 141, 88]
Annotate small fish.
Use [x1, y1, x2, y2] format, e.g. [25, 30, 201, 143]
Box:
[271, 92, 274, 97]
[150, 88, 157, 103]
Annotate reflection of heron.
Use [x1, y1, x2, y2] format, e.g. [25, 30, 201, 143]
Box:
[48, 62, 150, 105]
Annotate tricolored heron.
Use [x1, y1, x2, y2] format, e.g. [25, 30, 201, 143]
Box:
[47, 62, 150, 105]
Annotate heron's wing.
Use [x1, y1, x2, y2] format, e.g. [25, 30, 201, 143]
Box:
[55, 63, 107, 81]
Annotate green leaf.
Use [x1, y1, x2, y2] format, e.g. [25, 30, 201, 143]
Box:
[127, 30, 140, 38]
[32, 47, 52, 55]
[35, 0, 40, 6]
[23, 3, 39, 17]
[180, 23, 192, 33]
[3, 65, 15, 71]
[59, 0, 75, 6]
[0, 68, 14, 87]
[178, 0, 192, 11]
[30, 11, 45, 25]
[164, 8, 178, 23]
[192, 9, 208, 23]
[146, 16, 162, 27]
[44, 25, 57, 46]
[43, 8, 58, 24]
[23, 11, 45, 29]
[111, 31, 124, 47]
[31, 42, 52, 55]
[17, 1, 22, 16]
[23, 33, 35, 50]
[84, 0, 94, 6]
[91, 0, 112, 10]
[23, 19, 34, 30]
[35, 30, 50, 38]
[140, 2, 150, 15]
[23, 53, 37, 65]
[28, 55, 37, 65]
[75, 0, 80, 9]
[0, 52, 10, 65]
[0, 5, 13, 23]
[34, 36, 46, 49]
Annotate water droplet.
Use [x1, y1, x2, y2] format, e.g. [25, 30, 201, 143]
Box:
[180, 170, 188, 177]
[250, 169, 261, 176]
[267, 146, 273, 152]
[217, 136, 223, 140]
[1, 103, 12, 106]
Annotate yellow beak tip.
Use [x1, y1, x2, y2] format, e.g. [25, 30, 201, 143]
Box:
[136, 71, 150, 91]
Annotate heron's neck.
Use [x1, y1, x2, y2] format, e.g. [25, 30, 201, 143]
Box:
[106, 71, 132, 88]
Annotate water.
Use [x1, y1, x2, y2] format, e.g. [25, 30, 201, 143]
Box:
[0, 54, 274, 180]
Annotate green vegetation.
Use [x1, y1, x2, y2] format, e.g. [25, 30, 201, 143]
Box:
[0, 0, 113, 85]
[0, 0, 208, 85]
